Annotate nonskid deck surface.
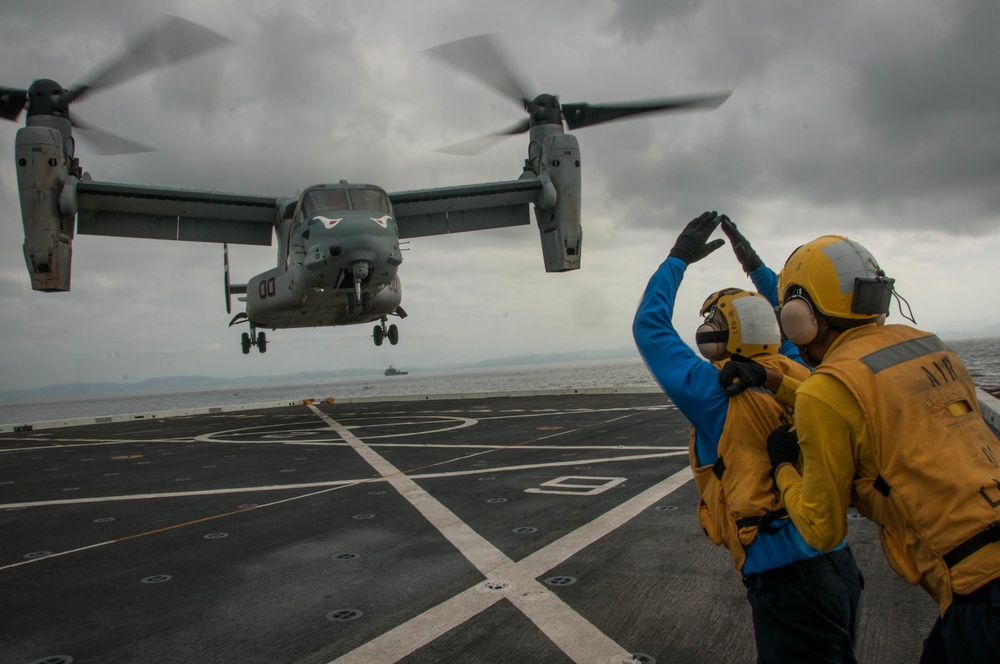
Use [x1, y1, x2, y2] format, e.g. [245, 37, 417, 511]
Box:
[0, 393, 937, 664]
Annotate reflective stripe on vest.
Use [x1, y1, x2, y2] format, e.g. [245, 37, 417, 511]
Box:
[860, 334, 947, 373]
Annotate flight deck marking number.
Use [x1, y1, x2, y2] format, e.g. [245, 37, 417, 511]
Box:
[524, 476, 626, 496]
[258, 277, 276, 299]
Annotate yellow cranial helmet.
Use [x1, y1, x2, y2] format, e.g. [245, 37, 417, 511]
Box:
[778, 235, 893, 338]
[696, 288, 781, 360]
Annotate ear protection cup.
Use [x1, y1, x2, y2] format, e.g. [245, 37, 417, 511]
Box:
[780, 296, 819, 346]
[696, 318, 728, 360]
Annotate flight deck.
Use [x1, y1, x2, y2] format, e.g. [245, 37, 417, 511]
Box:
[0, 391, 949, 663]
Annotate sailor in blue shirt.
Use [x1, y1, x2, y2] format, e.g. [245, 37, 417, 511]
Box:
[633, 211, 864, 664]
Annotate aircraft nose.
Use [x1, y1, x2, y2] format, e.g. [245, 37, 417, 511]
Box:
[304, 238, 377, 273]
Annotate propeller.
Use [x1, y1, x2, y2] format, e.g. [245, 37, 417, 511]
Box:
[1, 15, 232, 154]
[424, 34, 731, 155]
[0, 85, 28, 121]
[70, 114, 155, 155]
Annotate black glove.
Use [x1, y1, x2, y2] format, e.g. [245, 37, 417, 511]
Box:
[767, 424, 800, 473]
[669, 211, 726, 265]
[718, 354, 767, 397]
[720, 216, 763, 274]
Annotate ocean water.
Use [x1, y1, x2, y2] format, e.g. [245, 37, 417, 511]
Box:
[949, 336, 1000, 393]
[0, 357, 657, 426]
[1, 336, 997, 426]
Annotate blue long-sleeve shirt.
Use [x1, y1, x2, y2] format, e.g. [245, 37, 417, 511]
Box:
[633, 257, 841, 574]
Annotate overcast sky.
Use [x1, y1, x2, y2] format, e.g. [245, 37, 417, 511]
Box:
[1, 0, 997, 390]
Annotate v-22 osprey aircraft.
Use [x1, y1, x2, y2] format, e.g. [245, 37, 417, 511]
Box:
[3, 17, 729, 354]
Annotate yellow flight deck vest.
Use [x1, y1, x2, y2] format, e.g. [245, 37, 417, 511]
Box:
[690, 353, 812, 571]
[816, 324, 1000, 613]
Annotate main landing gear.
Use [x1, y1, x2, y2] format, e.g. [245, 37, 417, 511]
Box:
[228, 312, 267, 355]
[373, 317, 398, 347]
[241, 326, 267, 354]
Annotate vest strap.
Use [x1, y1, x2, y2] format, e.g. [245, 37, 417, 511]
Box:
[943, 521, 1000, 568]
[736, 508, 788, 532]
[712, 457, 726, 480]
[873, 474, 892, 497]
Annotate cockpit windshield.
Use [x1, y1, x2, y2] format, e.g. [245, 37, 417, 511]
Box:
[301, 187, 392, 217]
[348, 188, 392, 214]
[302, 189, 348, 217]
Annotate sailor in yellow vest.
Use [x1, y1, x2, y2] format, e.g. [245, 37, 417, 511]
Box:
[634, 212, 864, 663]
[722, 235, 1000, 662]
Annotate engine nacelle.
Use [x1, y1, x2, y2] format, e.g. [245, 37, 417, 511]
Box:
[533, 132, 582, 272]
[16, 124, 75, 291]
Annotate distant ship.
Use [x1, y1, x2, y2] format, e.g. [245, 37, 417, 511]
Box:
[384, 365, 408, 376]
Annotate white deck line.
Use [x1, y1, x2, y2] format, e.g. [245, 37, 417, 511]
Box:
[312, 405, 657, 664]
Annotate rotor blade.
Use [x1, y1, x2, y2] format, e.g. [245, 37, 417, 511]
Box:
[0, 86, 28, 122]
[66, 15, 233, 104]
[434, 118, 531, 156]
[562, 92, 732, 130]
[424, 34, 533, 104]
[71, 114, 154, 155]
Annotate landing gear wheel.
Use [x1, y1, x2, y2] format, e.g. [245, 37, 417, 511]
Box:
[257, 331, 267, 353]
[241, 332, 251, 355]
[361, 291, 373, 313]
[387, 324, 399, 345]
[373, 324, 384, 346]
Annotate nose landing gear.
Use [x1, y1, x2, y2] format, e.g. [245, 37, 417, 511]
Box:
[346, 289, 373, 315]
[373, 317, 399, 347]
[347, 261, 373, 315]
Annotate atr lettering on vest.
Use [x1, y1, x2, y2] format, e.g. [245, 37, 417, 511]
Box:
[922, 356, 959, 388]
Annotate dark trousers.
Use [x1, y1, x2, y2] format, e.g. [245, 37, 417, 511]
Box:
[744, 547, 864, 664]
[918, 577, 1000, 664]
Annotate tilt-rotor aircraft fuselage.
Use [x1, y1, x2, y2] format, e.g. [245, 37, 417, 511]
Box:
[6, 20, 728, 354]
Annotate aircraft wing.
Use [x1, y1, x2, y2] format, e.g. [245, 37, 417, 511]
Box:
[389, 178, 542, 238]
[74, 177, 543, 245]
[75, 180, 280, 246]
